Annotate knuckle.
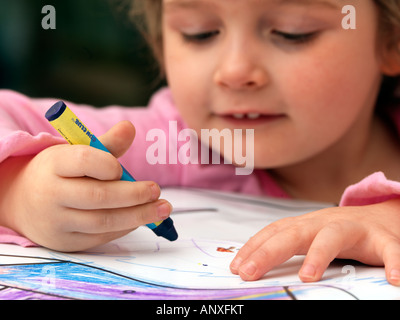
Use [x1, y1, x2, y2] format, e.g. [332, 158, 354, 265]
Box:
[267, 216, 297, 233]
[263, 222, 280, 235]
[308, 246, 329, 259]
[244, 237, 259, 251]
[74, 146, 91, 172]
[40, 145, 66, 174]
[107, 156, 123, 179]
[323, 219, 356, 238]
[283, 225, 312, 253]
[135, 183, 153, 204]
[94, 211, 115, 232]
[137, 186, 149, 203]
[279, 216, 298, 225]
[325, 219, 346, 231]
[238, 241, 257, 257]
[136, 209, 149, 225]
[284, 225, 303, 241]
[87, 184, 109, 205]
[255, 246, 271, 261]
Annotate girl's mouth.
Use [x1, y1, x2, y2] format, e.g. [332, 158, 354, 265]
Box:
[219, 113, 286, 126]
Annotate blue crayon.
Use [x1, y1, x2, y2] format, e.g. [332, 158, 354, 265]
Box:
[45, 101, 178, 241]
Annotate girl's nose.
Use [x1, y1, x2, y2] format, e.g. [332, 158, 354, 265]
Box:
[213, 47, 269, 91]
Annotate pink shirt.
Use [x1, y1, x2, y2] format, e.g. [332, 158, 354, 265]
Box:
[1, 88, 400, 247]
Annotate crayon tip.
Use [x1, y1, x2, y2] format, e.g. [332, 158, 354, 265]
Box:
[45, 101, 67, 121]
[164, 227, 178, 242]
[153, 217, 178, 241]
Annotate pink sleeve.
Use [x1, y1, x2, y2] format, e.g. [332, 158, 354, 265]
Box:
[0, 90, 68, 163]
[340, 172, 400, 206]
[0, 90, 66, 247]
[0, 227, 37, 247]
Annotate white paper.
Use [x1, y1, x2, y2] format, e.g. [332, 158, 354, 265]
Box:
[0, 188, 399, 300]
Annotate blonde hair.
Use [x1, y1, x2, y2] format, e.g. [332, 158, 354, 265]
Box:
[130, 0, 164, 68]
[375, 0, 400, 34]
[130, 0, 400, 103]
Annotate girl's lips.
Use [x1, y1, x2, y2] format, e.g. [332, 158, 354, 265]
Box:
[218, 113, 286, 126]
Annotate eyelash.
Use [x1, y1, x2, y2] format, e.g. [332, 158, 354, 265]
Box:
[181, 30, 318, 44]
[182, 30, 220, 43]
[271, 30, 318, 43]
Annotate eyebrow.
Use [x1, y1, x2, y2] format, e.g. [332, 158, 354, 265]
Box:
[278, 0, 341, 9]
[163, 0, 341, 10]
[163, 0, 216, 10]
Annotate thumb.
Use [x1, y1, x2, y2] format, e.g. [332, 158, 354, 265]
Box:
[99, 121, 136, 158]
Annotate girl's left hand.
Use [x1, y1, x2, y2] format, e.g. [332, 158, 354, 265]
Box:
[230, 199, 400, 286]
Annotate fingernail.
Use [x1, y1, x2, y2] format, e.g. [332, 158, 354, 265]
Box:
[240, 261, 257, 277]
[157, 201, 172, 219]
[150, 183, 160, 201]
[300, 264, 316, 281]
[230, 258, 243, 273]
[390, 269, 400, 284]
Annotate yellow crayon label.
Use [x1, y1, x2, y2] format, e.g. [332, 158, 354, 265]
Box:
[49, 106, 97, 147]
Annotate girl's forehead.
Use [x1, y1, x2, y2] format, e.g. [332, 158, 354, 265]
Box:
[163, 0, 346, 9]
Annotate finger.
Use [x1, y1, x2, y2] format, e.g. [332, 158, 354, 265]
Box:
[99, 121, 136, 158]
[62, 199, 173, 234]
[383, 240, 400, 286]
[51, 144, 122, 180]
[236, 225, 312, 281]
[230, 217, 298, 274]
[51, 230, 134, 252]
[59, 179, 160, 210]
[299, 220, 362, 282]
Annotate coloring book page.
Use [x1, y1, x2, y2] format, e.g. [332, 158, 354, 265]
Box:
[1, 188, 399, 300]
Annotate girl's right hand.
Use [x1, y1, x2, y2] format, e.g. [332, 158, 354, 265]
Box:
[0, 121, 172, 251]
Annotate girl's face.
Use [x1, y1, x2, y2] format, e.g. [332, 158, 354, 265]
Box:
[162, 0, 385, 169]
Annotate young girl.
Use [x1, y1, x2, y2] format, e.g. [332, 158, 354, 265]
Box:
[1, 0, 400, 285]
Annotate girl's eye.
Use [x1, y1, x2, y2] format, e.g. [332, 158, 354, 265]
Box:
[182, 30, 220, 43]
[271, 30, 318, 43]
